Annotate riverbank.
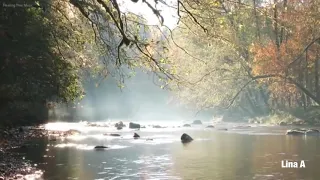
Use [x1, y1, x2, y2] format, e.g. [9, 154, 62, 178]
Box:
[0, 125, 85, 179]
[0, 126, 48, 179]
[246, 106, 320, 126]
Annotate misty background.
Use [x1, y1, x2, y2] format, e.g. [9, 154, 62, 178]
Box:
[51, 68, 214, 122]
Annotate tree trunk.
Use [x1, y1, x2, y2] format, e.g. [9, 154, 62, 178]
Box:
[258, 86, 270, 114]
[273, 0, 280, 49]
[298, 67, 307, 110]
[279, 0, 287, 44]
[253, 0, 261, 40]
[315, 55, 320, 100]
[305, 50, 311, 106]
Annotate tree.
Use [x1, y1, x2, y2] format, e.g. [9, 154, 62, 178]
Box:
[0, 0, 94, 125]
[164, 0, 272, 119]
[251, 0, 320, 109]
[164, 0, 320, 121]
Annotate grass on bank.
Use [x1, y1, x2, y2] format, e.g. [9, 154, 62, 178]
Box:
[248, 106, 320, 125]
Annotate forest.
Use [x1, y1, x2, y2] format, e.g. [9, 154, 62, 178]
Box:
[1, 0, 320, 127]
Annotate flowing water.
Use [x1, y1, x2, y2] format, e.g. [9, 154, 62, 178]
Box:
[17, 121, 320, 180]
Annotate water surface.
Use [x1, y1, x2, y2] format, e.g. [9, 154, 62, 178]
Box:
[20, 122, 320, 180]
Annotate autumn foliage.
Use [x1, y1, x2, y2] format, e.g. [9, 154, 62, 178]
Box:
[250, 0, 320, 105]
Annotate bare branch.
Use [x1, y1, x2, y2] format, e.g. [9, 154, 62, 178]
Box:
[287, 37, 320, 68]
[178, 0, 208, 33]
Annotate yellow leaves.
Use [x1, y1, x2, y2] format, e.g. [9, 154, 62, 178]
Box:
[218, 18, 225, 25]
[210, 1, 221, 7]
[249, 43, 255, 53]
[238, 24, 244, 30]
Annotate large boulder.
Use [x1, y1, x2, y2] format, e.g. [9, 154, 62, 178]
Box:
[129, 122, 140, 129]
[181, 133, 193, 143]
[133, 133, 140, 138]
[192, 120, 202, 125]
[183, 124, 191, 127]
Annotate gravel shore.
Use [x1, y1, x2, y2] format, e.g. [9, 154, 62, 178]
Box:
[0, 126, 48, 179]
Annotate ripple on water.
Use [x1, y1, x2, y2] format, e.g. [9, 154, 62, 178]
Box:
[54, 143, 128, 150]
[55, 143, 95, 150]
[253, 174, 275, 180]
[24, 170, 44, 180]
[109, 145, 129, 149]
[66, 135, 87, 141]
[104, 154, 179, 179]
[130, 138, 177, 145]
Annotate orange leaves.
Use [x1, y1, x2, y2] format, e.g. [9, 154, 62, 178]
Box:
[251, 39, 302, 77]
[268, 81, 299, 99]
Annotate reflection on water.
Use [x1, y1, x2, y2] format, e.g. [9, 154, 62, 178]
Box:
[18, 122, 320, 180]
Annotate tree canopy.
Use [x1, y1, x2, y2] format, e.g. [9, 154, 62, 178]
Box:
[1, 0, 320, 125]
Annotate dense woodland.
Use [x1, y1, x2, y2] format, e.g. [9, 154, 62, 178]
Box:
[0, 0, 320, 127]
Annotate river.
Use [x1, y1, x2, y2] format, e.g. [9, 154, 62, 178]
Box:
[16, 121, 320, 180]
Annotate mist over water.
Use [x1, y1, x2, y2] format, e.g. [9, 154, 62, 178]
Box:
[55, 69, 214, 123]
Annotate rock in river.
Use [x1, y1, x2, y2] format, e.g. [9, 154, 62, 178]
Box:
[94, 145, 108, 149]
[133, 133, 140, 138]
[153, 125, 163, 128]
[181, 133, 193, 143]
[129, 122, 140, 129]
[183, 124, 191, 127]
[218, 128, 228, 131]
[305, 129, 320, 135]
[115, 121, 125, 129]
[285, 128, 319, 135]
[192, 120, 202, 125]
[66, 129, 81, 135]
[104, 133, 121, 137]
[279, 121, 287, 126]
[206, 125, 214, 128]
[291, 119, 306, 125]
